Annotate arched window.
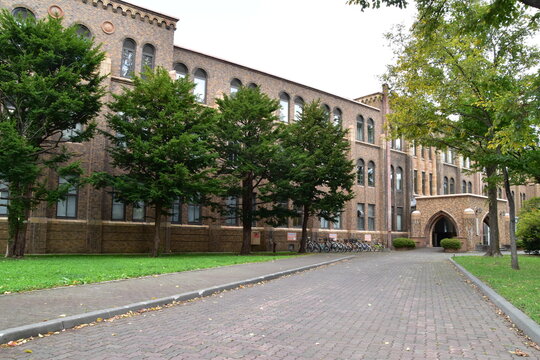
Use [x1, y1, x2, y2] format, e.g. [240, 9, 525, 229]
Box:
[449, 178, 455, 194]
[498, 188, 503, 198]
[390, 166, 395, 190]
[357, 159, 365, 185]
[75, 24, 92, 40]
[248, 83, 258, 89]
[279, 92, 290, 123]
[174, 63, 188, 79]
[194, 68, 207, 103]
[322, 104, 331, 120]
[462, 180, 467, 193]
[120, 38, 136, 78]
[12, 7, 35, 21]
[396, 167, 403, 191]
[230, 78, 242, 95]
[468, 181, 473, 193]
[367, 118, 375, 144]
[333, 108, 342, 126]
[367, 161, 375, 187]
[141, 44, 155, 72]
[443, 177, 449, 194]
[356, 115, 364, 141]
[294, 97, 304, 121]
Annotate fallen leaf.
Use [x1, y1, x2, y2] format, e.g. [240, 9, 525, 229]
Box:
[510, 349, 529, 357]
[7, 341, 17, 347]
[96, 318, 103, 322]
[24, 349, 32, 353]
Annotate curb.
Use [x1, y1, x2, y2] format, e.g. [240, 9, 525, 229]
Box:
[450, 258, 540, 344]
[0, 255, 354, 344]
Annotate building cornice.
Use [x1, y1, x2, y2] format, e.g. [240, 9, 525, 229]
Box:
[81, 0, 178, 30]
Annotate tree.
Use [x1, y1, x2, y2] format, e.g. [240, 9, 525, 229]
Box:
[274, 101, 355, 253]
[214, 87, 283, 255]
[92, 67, 220, 257]
[0, 11, 105, 257]
[384, 0, 540, 258]
[346, 0, 540, 26]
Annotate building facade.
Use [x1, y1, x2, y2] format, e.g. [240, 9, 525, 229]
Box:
[1, 0, 538, 253]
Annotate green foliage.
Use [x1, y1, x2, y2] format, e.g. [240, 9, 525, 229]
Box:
[440, 238, 462, 250]
[0, 11, 105, 257]
[94, 67, 220, 256]
[215, 86, 282, 254]
[385, 0, 540, 256]
[392, 237, 416, 248]
[267, 101, 355, 252]
[516, 239, 525, 249]
[520, 196, 540, 215]
[516, 210, 540, 252]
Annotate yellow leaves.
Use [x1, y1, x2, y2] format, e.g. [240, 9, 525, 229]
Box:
[24, 349, 32, 353]
[509, 349, 529, 357]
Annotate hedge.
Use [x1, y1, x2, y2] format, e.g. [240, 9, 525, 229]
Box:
[393, 238, 415, 249]
[440, 238, 461, 250]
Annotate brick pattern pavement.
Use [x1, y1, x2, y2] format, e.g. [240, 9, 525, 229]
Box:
[2, 250, 538, 359]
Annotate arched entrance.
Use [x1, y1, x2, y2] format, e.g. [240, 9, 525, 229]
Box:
[431, 216, 457, 247]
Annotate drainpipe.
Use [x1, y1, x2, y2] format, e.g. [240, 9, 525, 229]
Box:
[382, 84, 392, 249]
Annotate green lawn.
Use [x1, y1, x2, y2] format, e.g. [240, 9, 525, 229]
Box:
[454, 255, 540, 324]
[0, 252, 301, 293]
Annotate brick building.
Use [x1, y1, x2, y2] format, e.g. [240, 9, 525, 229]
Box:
[0, 0, 538, 253]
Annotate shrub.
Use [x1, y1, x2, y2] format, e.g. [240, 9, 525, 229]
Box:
[515, 239, 525, 249]
[440, 238, 461, 250]
[516, 210, 540, 253]
[393, 238, 415, 249]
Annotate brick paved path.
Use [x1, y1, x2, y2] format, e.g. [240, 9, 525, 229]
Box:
[2, 249, 538, 359]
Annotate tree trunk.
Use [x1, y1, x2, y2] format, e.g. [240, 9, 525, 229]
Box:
[151, 204, 162, 257]
[298, 204, 310, 253]
[484, 165, 502, 257]
[503, 167, 519, 270]
[6, 184, 31, 258]
[240, 174, 253, 255]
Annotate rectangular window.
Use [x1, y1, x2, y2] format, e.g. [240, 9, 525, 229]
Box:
[333, 213, 342, 229]
[188, 203, 202, 224]
[111, 194, 125, 221]
[429, 173, 433, 195]
[224, 196, 238, 226]
[368, 204, 375, 231]
[61, 123, 83, 142]
[132, 201, 145, 222]
[413, 170, 418, 194]
[412, 141, 417, 156]
[57, 177, 78, 218]
[171, 198, 181, 223]
[428, 147, 432, 160]
[357, 203, 365, 230]
[320, 217, 329, 229]
[292, 205, 302, 228]
[391, 206, 396, 231]
[0, 182, 9, 216]
[420, 146, 424, 159]
[421, 172, 426, 195]
[396, 207, 403, 231]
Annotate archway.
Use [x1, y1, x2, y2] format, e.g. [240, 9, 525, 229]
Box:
[431, 216, 457, 247]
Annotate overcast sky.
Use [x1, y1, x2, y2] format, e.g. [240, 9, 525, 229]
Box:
[128, 0, 416, 99]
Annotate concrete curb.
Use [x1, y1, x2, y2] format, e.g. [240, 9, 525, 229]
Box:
[450, 258, 540, 344]
[0, 255, 354, 344]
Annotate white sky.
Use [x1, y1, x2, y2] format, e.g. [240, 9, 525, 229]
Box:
[128, 0, 416, 99]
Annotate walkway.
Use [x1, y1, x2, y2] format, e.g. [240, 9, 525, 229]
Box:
[2, 249, 539, 359]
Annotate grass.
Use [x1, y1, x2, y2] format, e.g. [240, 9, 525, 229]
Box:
[0, 252, 301, 293]
[454, 255, 540, 324]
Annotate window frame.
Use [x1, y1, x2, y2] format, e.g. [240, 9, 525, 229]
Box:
[174, 63, 188, 79]
[56, 176, 78, 219]
[279, 92, 290, 123]
[132, 201, 146, 222]
[367, 204, 376, 231]
[367, 161, 375, 187]
[356, 115, 364, 141]
[367, 118, 375, 144]
[0, 182, 9, 217]
[357, 159, 365, 186]
[193, 68, 208, 104]
[120, 38, 137, 78]
[141, 44, 156, 73]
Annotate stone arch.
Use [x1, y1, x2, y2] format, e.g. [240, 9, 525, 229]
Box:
[424, 211, 459, 247]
